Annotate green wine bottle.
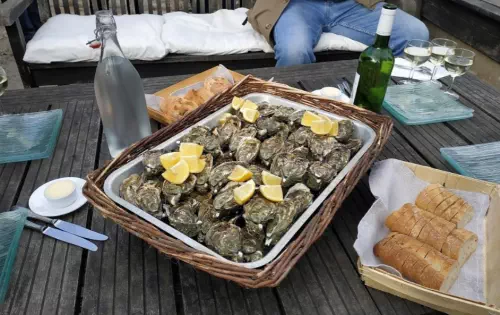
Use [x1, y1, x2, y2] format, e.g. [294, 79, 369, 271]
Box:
[351, 4, 397, 113]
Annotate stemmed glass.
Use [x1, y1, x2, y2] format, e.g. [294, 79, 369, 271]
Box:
[0, 66, 8, 115]
[401, 39, 432, 84]
[429, 38, 457, 86]
[443, 48, 475, 99]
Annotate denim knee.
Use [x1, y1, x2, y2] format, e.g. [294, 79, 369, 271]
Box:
[274, 43, 316, 67]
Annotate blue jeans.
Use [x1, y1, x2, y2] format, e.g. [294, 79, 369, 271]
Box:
[273, 0, 429, 66]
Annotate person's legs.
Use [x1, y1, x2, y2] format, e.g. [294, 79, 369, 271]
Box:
[326, 1, 429, 56]
[273, 0, 326, 67]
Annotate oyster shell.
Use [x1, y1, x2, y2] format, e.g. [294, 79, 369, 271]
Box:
[209, 161, 248, 193]
[142, 150, 164, 177]
[285, 183, 313, 215]
[135, 185, 163, 218]
[213, 181, 241, 217]
[235, 137, 261, 164]
[119, 173, 142, 205]
[324, 146, 351, 173]
[195, 154, 214, 194]
[305, 162, 336, 192]
[289, 110, 305, 127]
[248, 164, 265, 186]
[165, 201, 201, 237]
[256, 117, 282, 139]
[259, 135, 285, 166]
[241, 221, 265, 254]
[308, 134, 340, 160]
[197, 200, 218, 243]
[244, 251, 263, 262]
[205, 222, 242, 257]
[215, 116, 241, 148]
[258, 104, 278, 117]
[229, 126, 258, 152]
[290, 146, 309, 159]
[344, 138, 362, 156]
[335, 120, 354, 143]
[270, 152, 309, 188]
[288, 127, 314, 147]
[273, 106, 296, 123]
[265, 200, 296, 246]
[243, 194, 277, 224]
[162, 174, 197, 206]
[182, 126, 222, 156]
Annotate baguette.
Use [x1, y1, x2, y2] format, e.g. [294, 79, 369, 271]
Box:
[374, 233, 460, 291]
[441, 229, 478, 265]
[415, 185, 474, 228]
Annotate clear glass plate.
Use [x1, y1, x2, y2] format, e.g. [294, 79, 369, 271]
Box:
[441, 142, 500, 184]
[0, 109, 63, 164]
[383, 81, 474, 125]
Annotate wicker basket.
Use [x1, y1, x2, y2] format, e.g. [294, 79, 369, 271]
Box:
[83, 75, 393, 288]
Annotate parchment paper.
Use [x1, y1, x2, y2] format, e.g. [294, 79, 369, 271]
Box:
[353, 159, 489, 302]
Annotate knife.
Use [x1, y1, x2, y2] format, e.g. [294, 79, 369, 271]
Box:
[24, 220, 98, 251]
[13, 206, 108, 241]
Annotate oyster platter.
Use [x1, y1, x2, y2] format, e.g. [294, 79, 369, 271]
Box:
[104, 93, 375, 268]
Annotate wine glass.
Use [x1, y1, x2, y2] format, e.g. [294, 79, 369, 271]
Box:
[0, 66, 8, 115]
[444, 48, 474, 99]
[429, 38, 457, 86]
[401, 39, 432, 85]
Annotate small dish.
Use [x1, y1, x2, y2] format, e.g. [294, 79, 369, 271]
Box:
[312, 88, 350, 103]
[44, 179, 77, 208]
[29, 178, 87, 217]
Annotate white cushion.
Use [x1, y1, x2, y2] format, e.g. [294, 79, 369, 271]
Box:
[161, 8, 366, 56]
[24, 14, 166, 63]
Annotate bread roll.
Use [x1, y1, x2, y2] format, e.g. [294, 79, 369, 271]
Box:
[374, 233, 460, 291]
[416, 185, 474, 228]
[161, 96, 198, 119]
[204, 77, 232, 94]
[184, 89, 207, 106]
[441, 229, 478, 265]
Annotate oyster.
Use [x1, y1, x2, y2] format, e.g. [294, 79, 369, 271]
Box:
[305, 162, 336, 192]
[142, 179, 162, 189]
[259, 135, 285, 166]
[202, 134, 223, 156]
[162, 174, 197, 206]
[195, 154, 214, 194]
[205, 222, 242, 257]
[213, 181, 241, 217]
[288, 127, 314, 147]
[229, 126, 258, 152]
[209, 161, 248, 193]
[335, 120, 354, 143]
[241, 221, 265, 254]
[324, 146, 351, 173]
[289, 110, 305, 127]
[135, 184, 163, 218]
[290, 146, 309, 159]
[213, 151, 233, 167]
[270, 152, 309, 188]
[285, 183, 313, 215]
[275, 123, 290, 139]
[265, 200, 296, 246]
[273, 106, 296, 123]
[235, 137, 261, 164]
[197, 201, 218, 243]
[344, 138, 362, 156]
[243, 194, 277, 224]
[248, 164, 265, 186]
[256, 117, 282, 139]
[182, 126, 222, 156]
[258, 104, 278, 117]
[308, 134, 340, 160]
[119, 173, 142, 205]
[244, 251, 263, 262]
[165, 201, 201, 237]
[142, 150, 164, 177]
[215, 116, 241, 148]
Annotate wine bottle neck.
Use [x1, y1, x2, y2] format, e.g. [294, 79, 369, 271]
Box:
[373, 34, 390, 48]
[374, 4, 396, 43]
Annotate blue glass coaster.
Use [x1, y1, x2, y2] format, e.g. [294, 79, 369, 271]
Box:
[383, 82, 474, 125]
[441, 142, 500, 184]
[0, 208, 28, 303]
[0, 109, 63, 164]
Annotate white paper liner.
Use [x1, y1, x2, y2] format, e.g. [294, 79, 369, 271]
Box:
[354, 159, 489, 302]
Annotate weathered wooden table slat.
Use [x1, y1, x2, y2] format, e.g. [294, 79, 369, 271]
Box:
[1, 60, 499, 315]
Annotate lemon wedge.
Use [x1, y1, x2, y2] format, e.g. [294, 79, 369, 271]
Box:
[228, 165, 253, 182]
[162, 159, 190, 184]
[260, 185, 284, 202]
[240, 100, 258, 111]
[301, 111, 322, 127]
[181, 155, 206, 173]
[218, 113, 234, 125]
[179, 142, 204, 158]
[240, 108, 260, 123]
[233, 180, 256, 205]
[262, 171, 282, 186]
[311, 119, 333, 135]
[328, 120, 339, 136]
[231, 97, 246, 110]
[160, 152, 181, 169]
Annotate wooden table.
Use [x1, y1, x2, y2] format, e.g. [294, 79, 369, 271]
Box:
[1, 60, 499, 315]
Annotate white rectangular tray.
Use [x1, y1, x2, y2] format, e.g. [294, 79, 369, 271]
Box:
[104, 93, 376, 269]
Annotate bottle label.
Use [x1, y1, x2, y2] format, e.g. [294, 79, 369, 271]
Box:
[350, 73, 360, 104]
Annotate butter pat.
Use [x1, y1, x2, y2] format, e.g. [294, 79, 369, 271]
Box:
[44, 179, 77, 208]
